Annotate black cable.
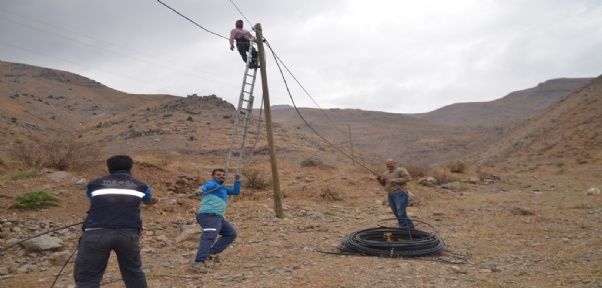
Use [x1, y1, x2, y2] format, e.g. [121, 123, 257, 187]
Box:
[156, 0, 229, 40]
[50, 248, 78, 288]
[228, 0, 254, 31]
[320, 226, 471, 264]
[264, 40, 377, 174]
[0, 221, 83, 252]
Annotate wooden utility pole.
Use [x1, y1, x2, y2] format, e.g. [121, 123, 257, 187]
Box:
[255, 23, 284, 218]
[348, 125, 355, 166]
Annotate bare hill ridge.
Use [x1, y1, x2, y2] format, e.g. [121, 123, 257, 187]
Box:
[408, 78, 592, 127]
[467, 74, 602, 174]
[0, 60, 175, 146]
[1, 60, 597, 168]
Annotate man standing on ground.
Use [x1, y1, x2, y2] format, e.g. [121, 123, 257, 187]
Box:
[229, 19, 259, 69]
[375, 159, 414, 228]
[191, 168, 242, 272]
[74, 155, 159, 288]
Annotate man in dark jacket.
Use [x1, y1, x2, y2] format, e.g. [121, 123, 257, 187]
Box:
[74, 155, 158, 288]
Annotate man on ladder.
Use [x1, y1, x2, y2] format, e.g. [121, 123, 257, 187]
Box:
[230, 20, 259, 69]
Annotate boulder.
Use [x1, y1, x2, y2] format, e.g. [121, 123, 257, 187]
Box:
[21, 235, 63, 251]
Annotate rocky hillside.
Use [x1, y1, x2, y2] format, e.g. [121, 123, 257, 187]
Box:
[409, 78, 592, 127]
[467, 74, 602, 174]
[0, 60, 175, 148]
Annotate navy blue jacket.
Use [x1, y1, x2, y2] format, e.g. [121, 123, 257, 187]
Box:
[82, 172, 152, 230]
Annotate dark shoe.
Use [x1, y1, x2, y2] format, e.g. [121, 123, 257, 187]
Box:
[249, 63, 260, 69]
[208, 254, 221, 264]
[190, 261, 208, 274]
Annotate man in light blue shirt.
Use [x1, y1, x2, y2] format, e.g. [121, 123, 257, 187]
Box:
[191, 168, 241, 272]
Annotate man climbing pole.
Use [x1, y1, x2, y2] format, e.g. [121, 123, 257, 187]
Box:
[230, 20, 259, 69]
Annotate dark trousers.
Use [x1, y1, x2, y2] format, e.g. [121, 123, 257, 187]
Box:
[74, 229, 147, 288]
[388, 191, 414, 228]
[195, 213, 237, 262]
[237, 43, 258, 65]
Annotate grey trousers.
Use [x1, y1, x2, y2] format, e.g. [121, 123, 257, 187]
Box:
[74, 229, 147, 288]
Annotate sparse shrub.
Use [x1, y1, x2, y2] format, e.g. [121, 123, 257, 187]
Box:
[163, 113, 173, 118]
[431, 170, 451, 184]
[324, 210, 338, 216]
[7, 137, 101, 172]
[405, 163, 430, 178]
[0, 170, 40, 181]
[445, 161, 467, 173]
[128, 124, 133, 129]
[300, 156, 322, 167]
[14, 191, 58, 210]
[576, 159, 588, 165]
[242, 169, 271, 190]
[189, 136, 195, 141]
[186, 116, 193, 121]
[320, 186, 343, 201]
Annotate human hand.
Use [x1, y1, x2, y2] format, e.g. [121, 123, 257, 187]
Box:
[230, 45, 234, 51]
[235, 174, 241, 181]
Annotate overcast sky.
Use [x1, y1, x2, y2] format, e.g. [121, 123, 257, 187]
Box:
[1, 0, 601, 113]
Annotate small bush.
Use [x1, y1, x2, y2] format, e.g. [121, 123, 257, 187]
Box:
[7, 137, 101, 172]
[320, 186, 343, 201]
[14, 191, 58, 210]
[0, 170, 40, 181]
[186, 116, 193, 121]
[300, 156, 322, 168]
[243, 169, 272, 190]
[405, 163, 430, 178]
[163, 113, 173, 118]
[431, 170, 451, 184]
[446, 161, 467, 173]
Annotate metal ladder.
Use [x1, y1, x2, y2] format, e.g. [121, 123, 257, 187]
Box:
[225, 39, 259, 178]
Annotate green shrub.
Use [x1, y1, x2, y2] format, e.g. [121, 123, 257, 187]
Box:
[0, 170, 40, 181]
[242, 169, 272, 190]
[14, 191, 58, 210]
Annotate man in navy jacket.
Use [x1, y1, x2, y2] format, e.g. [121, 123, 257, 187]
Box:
[74, 155, 158, 288]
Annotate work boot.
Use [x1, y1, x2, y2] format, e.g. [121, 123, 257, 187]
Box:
[190, 261, 208, 274]
[208, 254, 221, 264]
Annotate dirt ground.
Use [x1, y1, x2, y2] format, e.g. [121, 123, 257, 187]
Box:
[0, 159, 601, 288]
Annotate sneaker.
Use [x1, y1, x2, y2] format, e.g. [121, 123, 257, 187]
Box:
[207, 254, 221, 264]
[190, 261, 208, 273]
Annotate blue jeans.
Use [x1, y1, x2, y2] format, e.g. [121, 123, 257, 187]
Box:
[195, 213, 237, 262]
[388, 191, 414, 228]
[74, 229, 147, 288]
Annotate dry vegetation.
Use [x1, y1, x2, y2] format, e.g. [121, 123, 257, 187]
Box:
[1, 154, 600, 287]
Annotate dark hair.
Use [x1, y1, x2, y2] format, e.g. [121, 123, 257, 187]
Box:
[212, 168, 226, 176]
[107, 155, 134, 173]
[235, 20, 243, 28]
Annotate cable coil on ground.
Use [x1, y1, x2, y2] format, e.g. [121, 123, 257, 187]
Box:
[336, 227, 444, 258]
[320, 219, 471, 264]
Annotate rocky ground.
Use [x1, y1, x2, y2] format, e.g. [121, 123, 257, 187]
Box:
[0, 162, 601, 288]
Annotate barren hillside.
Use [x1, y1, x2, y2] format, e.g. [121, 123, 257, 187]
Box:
[270, 107, 495, 165]
[467, 74, 602, 175]
[409, 78, 591, 127]
[0, 61, 175, 147]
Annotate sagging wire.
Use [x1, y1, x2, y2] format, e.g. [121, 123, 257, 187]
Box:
[156, 0, 229, 40]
